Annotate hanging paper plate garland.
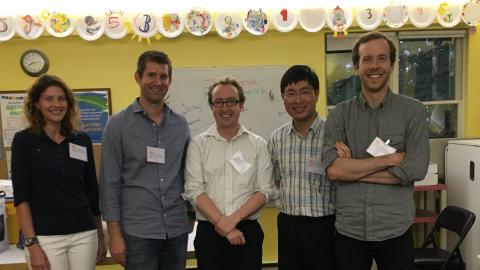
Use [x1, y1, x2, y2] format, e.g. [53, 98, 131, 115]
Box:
[157, 13, 185, 38]
[436, 2, 462, 27]
[75, 15, 105, 41]
[383, 3, 409, 28]
[409, 5, 436, 28]
[131, 13, 157, 38]
[298, 8, 326, 32]
[243, 8, 269, 35]
[0, 16, 15, 41]
[271, 8, 298, 33]
[215, 12, 242, 39]
[15, 14, 44, 40]
[186, 8, 212, 36]
[104, 11, 128, 39]
[326, 5, 353, 32]
[462, 1, 480, 26]
[355, 7, 383, 31]
[45, 12, 75, 37]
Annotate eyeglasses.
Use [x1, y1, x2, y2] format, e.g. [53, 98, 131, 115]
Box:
[282, 89, 315, 100]
[211, 99, 242, 108]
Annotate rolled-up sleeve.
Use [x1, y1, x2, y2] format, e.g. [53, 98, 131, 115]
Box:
[322, 107, 345, 170]
[183, 137, 206, 207]
[388, 103, 430, 185]
[99, 115, 123, 221]
[254, 139, 273, 202]
[11, 132, 30, 207]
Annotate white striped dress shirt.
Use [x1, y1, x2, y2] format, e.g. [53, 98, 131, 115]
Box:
[268, 115, 335, 217]
[183, 124, 273, 221]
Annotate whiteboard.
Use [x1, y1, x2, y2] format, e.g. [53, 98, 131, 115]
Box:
[168, 66, 290, 140]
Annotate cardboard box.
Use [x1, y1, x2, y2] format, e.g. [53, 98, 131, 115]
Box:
[415, 173, 438, 186]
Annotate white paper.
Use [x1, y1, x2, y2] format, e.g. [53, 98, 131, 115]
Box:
[69, 143, 87, 162]
[366, 137, 397, 157]
[146, 146, 165, 164]
[228, 151, 252, 175]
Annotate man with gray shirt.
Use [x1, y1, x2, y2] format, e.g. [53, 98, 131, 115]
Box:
[100, 51, 193, 270]
[322, 32, 429, 270]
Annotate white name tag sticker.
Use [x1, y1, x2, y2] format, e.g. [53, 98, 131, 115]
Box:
[306, 157, 324, 175]
[366, 136, 397, 157]
[147, 146, 165, 163]
[69, 143, 87, 162]
[229, 151, 252, 175]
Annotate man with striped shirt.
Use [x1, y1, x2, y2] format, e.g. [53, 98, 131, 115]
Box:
[268, 65, 335, 270]
[184, 77, 273, 270]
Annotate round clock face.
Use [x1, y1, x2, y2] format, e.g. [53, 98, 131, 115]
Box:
[20, 49, 49, 77]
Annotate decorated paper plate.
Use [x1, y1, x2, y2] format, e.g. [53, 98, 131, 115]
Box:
[298, 8, 326, 32]
[326, 5, 353, 32]
[355, 7, 383, 31]
[436, 2, 462, 27]
[462, 1, 480, 26]
[75, 15, 105, 41]
[131, 13, 157, 38]
[157, 13, 185, 38]
[15, 14, 44, 40]
[0, 16, 15, 41]
[271, 9, 298, 32]
[409, 5, 436, 28]
[243, 8, 269, 35]
[383, 3, 409, 28]
[104, 11, 128, 39]
[186, 8, 212, 36]
[45, 12, 75, 37]
[215, 12, 242, 39]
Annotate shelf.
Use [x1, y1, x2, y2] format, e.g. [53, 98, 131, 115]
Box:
[414, 183, 447, 192]
[414, 209, 438, 223]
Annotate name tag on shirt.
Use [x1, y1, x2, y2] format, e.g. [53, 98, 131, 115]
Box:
[229, 151, 252, 175]
[366, 136, 396, 157]
[147, 146, 165, 163]
[306, 157, 324, 175]
[69, 143, 87, 162]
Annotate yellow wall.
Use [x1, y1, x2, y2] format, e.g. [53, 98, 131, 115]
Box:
[465, 29, 480, 137]
[0, 29, 327, 115]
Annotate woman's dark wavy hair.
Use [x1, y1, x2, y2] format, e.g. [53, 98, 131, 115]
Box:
[24, 74, 79, 136]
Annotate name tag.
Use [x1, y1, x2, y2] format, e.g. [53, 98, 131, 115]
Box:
[229, 151, 252, 175]
[69, 143, 87, 162]
[366, 136, 396, 157]
[306, 157, 324, 175]
[147, 146, 165, 163]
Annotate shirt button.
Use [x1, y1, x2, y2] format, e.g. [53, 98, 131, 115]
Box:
[160, 178, 164, 182]
[152, 123, 156, 126]
[163, 214, 167, 217]
[161, 196, 165, 200]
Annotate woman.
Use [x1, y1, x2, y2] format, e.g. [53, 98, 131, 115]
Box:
[11, 74, 106, 270]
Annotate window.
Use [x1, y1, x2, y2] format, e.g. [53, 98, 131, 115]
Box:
[325, 31, 464, 138]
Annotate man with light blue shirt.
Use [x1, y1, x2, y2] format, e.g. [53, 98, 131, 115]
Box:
[268, 65, 335, 270]
[183, 77, 273, 270]
[99, 51, 193, 270]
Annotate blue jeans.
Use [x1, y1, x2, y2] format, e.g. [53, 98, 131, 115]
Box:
[123, 233, 188, 270]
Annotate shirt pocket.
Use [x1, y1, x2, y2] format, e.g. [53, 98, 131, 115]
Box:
[381, 135, 405, 152]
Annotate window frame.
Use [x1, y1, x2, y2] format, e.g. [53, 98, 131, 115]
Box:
[325, 30, 466, 139]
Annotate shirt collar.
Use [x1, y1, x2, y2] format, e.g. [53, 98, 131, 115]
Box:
[132, 97, 172, 116]
[205, 124, 249, 141]
[358, 89, 392, 111]
[287, 113, 322, 136]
